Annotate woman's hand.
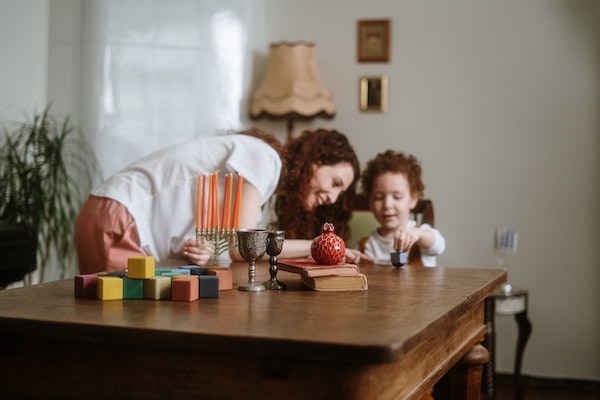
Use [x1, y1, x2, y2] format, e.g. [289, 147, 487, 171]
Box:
[182, 237, 211, 266]
[345, 248, 373, 264]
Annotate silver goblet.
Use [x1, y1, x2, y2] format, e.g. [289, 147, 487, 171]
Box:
[264, 230, 286, 290]
[237, 229, 268, 291]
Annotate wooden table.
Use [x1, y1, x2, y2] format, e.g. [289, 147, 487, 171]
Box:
[0, 263, 505, 400]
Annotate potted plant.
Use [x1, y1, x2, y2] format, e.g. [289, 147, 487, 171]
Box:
[0, 104, 101, 282]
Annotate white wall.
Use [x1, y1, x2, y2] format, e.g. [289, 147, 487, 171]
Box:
[0, 0, 49, 123]
[257, 0, 600, 381]
[1, 0, 598, 383]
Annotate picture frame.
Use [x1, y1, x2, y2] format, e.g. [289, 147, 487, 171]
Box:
[357, 19, 390, 62]
[360, 76, 387, 112]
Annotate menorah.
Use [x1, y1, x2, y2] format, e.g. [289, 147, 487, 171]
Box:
[195, 172, 243, 266]
[195, 228, 237, 266]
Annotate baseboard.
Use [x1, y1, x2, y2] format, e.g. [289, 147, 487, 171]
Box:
[495, 372, 600, 393]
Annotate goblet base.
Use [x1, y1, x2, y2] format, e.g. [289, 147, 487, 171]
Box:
[264, 279, 286, 290]
[238, 282, 266, 291]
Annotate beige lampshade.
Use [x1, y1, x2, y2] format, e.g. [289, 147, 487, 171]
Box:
[250, 42, 336, 120]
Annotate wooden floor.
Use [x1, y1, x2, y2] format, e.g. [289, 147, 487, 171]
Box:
[491, 374, 600, 400]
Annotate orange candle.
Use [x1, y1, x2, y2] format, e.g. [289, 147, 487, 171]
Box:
[206, 173, 213, 230]
[221, 174, 230, 229]
[200, 174, 206, 229]
[232, 175, 243, 229]
[226, 173, 233, 229]
[195, 174, 203, 229]
[213, 172, 219, 229]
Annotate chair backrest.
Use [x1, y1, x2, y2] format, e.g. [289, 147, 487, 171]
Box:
[346, 194, 435, 249]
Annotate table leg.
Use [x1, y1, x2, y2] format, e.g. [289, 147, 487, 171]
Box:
[482, 298, 496, 399]
[514, 310, 532, 400]
[435, 344, 490, 400]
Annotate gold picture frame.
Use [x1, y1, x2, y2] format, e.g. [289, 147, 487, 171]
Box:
[360, 76, 387, 112]
[357, 19, 391, 62]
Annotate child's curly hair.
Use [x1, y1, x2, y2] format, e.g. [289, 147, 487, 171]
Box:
[361, 150, 425, 198]
[274, 129, 360, 240]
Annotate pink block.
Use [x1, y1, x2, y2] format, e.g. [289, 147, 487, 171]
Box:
[74, 274, 99, 298]
[207, 268, 233, 290]
[171, 275, 199, 302]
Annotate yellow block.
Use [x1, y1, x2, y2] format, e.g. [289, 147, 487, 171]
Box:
[97, 276, 123, 300]
[127, 256, 155, 279]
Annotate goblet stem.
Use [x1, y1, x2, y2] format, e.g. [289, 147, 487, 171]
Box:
[238, 260, 266, 291]
[264, 255, 286, 290]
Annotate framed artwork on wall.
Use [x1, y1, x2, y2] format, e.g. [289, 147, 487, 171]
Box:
[360, 76, 387, 112]
[357, 19, 390, 62]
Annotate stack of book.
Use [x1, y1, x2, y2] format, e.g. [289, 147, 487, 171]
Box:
[278, 258, 368, 291]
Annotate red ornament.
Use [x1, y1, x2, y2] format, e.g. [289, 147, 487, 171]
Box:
[311, 222, 346, 265]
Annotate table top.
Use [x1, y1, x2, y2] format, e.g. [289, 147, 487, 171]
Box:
[0, 263, 505, 365]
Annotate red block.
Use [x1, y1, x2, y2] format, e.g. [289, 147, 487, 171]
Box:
[171, 275, 199, 302]
[207, 268, 233, 290]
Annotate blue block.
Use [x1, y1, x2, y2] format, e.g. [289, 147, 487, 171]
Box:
[170, 268, 191, 275]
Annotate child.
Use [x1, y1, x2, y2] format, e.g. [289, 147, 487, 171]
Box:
[359, 150, 445, 266]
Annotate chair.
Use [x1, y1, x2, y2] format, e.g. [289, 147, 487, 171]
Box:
[0, 223, 37, 288]
[347, 194, 435, 264]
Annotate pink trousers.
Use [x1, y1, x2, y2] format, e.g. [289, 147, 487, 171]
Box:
[74, 195, 146, 274]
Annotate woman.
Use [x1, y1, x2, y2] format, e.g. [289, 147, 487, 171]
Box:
[75, 128, 368, 274]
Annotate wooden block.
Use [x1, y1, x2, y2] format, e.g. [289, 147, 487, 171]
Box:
[97, 276, 123, 300]
[74, 274, 98, 298]
[123, 277, 144, 299]
[199, 275, 219, 298]
[170, 268, 190, 275]
[171, 275, 199, 302]
[143, 276, 171, 300]
[208, 268, 233, 290]
[161, 272, 185, 278]
[127, 256, 155, 279]
[104, 271, 127, 277]
[154, 268, 172, 275]
[179, 265, 208, 275]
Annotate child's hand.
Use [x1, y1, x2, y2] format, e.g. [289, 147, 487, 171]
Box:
[393, 226, 421, 252]
[182, 237, 211, 266]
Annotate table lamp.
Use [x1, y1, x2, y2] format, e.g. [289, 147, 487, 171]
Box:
[249, 42, 335, 140]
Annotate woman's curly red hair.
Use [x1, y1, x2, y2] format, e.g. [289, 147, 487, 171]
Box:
[275, 129, 360, 240]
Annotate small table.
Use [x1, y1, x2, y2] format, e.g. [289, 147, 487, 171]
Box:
[483, 286, 532, 400]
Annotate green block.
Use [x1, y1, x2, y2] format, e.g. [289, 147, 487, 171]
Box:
[123, 277, 144, 299]
[154, 268, 172, 276]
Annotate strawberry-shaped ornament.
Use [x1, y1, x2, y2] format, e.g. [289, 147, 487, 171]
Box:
[311, 222, 346, 265]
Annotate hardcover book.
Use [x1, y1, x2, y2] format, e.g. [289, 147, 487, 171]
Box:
[278, 257, 361, 278]
[300, 273, 368, 292]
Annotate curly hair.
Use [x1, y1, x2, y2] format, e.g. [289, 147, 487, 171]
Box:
[274, 129, 360, 240]
[360, 150, 425, 198]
